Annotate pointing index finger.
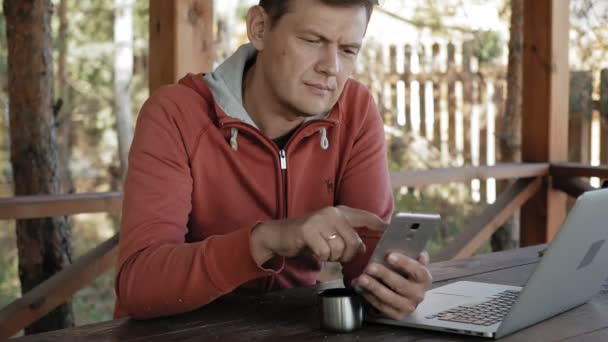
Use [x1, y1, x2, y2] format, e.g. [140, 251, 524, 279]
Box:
[337, 206, 388, 232]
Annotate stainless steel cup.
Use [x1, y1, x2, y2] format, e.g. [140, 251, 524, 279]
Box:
[318, 288, 363, 333]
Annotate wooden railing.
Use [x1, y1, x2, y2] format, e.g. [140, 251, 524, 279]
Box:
[0, 162, 606, 338]
[0, 193, 122, 339]
[0, 192, 123, 220]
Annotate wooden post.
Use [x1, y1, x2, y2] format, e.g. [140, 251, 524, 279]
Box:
[521, 0, 569, 245]
[389, 44, 398, 127]
[447, 42, 457, 155]
[389, 44, 397, 73]
[418, 45, 427, 139]
[479, 81, 487, 202]
[149, 0, 214, 93]
[568, 71, 592, 163]
[601, 69, 608, 165]
[4, 0, 74, 334]
[462, 41, 473, 165]
[432, 43, 441, 148]
[404, 44, 412, 132]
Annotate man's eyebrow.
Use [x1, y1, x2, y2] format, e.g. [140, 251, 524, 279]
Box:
[298, 29, 362, 50]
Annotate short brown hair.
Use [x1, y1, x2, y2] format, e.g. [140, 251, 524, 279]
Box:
[259, 0, 378, 28]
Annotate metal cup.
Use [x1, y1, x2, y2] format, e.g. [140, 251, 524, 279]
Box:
[318, 288, 363, 333]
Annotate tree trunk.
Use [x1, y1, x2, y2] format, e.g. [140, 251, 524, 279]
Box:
[114, 0, 134, 179]
[492, 0, 523, 252]
[56, 0, 75, 194]
[4, 0, 74, 334]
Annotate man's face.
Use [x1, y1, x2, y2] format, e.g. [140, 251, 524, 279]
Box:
[256, 0, 368, 117]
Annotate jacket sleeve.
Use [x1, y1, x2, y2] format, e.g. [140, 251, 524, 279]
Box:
[337, 91, 394, 286]
[115, 90, 283, 319]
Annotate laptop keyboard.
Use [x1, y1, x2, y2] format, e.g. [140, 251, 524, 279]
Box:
[425, 289, 521, 326]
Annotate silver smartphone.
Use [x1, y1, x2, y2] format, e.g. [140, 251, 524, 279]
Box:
[368, 212, 440, 266]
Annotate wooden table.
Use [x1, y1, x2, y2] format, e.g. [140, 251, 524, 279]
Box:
[13, 245, 608, 341]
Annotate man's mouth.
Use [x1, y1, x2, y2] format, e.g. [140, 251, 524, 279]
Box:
[305, 83, 334, 94]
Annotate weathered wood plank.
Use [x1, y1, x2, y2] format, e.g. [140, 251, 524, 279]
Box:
[9, 250, 534, 341]
[435, 177, 542, 261]
[560, 329, 608, 342]
[0, 235, 118, 339]
[149, 0, 214, 92]
[550, 163, 608, 179]
[521, 0, 570, 246]
[390, 163, 549, 188]
[0, 192, 123, 220]
[10, 245, 608, 342]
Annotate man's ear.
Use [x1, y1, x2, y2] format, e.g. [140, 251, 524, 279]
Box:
[246, 6, 269, 51]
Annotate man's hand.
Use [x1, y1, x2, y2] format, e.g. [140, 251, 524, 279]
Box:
[352, 251, 432, 321]
[250, 206, 387, 265]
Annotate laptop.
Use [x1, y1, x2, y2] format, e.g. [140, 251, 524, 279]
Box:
[366, 188, 608, 339]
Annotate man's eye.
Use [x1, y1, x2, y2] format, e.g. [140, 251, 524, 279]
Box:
[302, 38, 321, 44]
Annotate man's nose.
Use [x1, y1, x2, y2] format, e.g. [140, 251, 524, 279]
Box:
[316, 45, 340, 76]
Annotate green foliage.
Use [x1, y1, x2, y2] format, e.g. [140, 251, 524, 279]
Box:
[236, 2, 250, 21]
[409, 2, 458, 35]
[46, 0, 149, 188]
[471, 30, 503, 65]
[570, 0, 608, 73]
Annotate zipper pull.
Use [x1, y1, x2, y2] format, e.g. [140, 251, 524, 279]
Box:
[279, 150, 287, 170]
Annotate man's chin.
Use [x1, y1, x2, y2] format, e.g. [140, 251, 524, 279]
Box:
[295, 103, 335, 118]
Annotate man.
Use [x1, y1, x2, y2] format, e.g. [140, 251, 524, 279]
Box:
[115, 0, 432, 321]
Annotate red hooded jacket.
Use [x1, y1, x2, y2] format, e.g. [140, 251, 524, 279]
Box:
[115, 48, 393, 319]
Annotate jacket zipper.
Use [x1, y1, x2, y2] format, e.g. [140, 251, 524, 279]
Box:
[219, 121, 334, 292]
[219, 120, 336, 220]
[279, 149, 288, 219]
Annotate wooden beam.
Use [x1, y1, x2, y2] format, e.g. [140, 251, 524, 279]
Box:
[0, 235, 119, 339]
[521, 0, 570, 246]
[390, 163, 549, 188]
[601, 69, 608, 165]
[435, 177, 542, 261]
[149, 0, 214, 93]
[553, 177, 595, 198]
[550, 163, 608, 179]
[0, 192, 122, 220]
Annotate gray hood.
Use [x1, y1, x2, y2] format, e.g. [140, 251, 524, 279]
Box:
[203, 44, 259, 128]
